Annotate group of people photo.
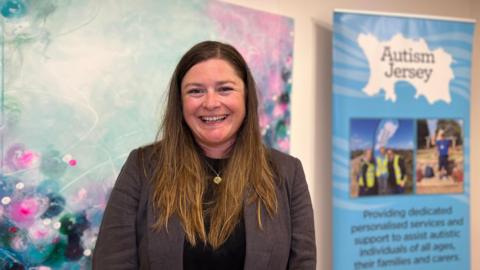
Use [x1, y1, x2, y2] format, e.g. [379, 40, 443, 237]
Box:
[356, 146, 409, 196]
[350, 118, 464, 197]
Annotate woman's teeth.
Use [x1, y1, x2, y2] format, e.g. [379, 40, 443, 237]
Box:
[201, 115, 227, 122]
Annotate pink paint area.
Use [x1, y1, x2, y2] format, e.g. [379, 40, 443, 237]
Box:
[277, 138, 289, 152]
[32, 230, 48, 240]
[28, 222, 56, 243]
[69, 184, 108, 212]
[273, 104, 287, 118]
[269, 71, 283, 95]
[279, 102, 289, 112]
[17, 150, 39, 168]
[73, 188, 88, 204]
[10, 198, 41, 226]
[259, 114, 270, 129]
[69, 159, 77, 166]
[6, 144, 40, 171]
[286, 55, 293, 65]
[207, 2, 292, 52]
[30, 226, 48, 239]
[11, 235, 28, 251]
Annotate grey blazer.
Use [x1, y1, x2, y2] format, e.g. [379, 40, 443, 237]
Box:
[93, 145, 316, 269]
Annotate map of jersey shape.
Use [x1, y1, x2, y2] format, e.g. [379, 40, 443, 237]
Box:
[358, 33, 454, 104]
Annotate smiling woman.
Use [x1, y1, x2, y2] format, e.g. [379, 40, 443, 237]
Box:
[181, 58, 246, 158]
[92, 41, 316, 270]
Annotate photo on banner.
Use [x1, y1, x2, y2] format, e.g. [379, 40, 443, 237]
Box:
[0, 0, 293, 268]
[416, 119, 464, 194]
[332, 9, 475, 270]
[350, 118, 414, 197]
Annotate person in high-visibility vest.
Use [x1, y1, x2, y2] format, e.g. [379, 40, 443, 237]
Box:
[375, 146, 389, 195]
[358, 149, 377, 196]
[386, 149, 407, 194]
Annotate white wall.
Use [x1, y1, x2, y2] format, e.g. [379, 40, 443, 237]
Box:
[224, 0, 479, 269]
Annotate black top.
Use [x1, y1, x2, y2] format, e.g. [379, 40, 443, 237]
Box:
[183, 157, 246, 270]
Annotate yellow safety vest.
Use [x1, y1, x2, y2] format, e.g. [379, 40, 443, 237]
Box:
[359, 160, 375, 188]
[376, 156, 388, 177]
[392, 155, 404, 185]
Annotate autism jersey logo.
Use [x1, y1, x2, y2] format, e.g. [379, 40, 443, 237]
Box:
[358, 33, 454, 104]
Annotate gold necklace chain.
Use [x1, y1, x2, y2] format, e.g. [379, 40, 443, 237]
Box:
[205, 160, 222, 184]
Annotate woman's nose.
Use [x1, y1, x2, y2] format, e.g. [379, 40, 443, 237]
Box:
[203, 90, 220, 109]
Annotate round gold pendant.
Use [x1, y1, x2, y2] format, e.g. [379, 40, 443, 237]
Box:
[213, 176, 222, 184]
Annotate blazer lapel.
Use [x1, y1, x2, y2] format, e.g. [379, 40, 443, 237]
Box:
[243, 201, 274, 270]
[147, 203, 185, 269]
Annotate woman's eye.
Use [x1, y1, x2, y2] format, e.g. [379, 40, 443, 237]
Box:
[187, 88, 204, 95]
[218, 87, 233, 93]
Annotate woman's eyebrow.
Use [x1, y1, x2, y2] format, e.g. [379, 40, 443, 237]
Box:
[183, 82, 204, 88]
[216, 80, 237, 85]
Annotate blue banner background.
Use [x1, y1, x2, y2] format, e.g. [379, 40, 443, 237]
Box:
[333, 11, 474, 270]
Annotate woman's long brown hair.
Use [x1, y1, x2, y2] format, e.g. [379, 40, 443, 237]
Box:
[152, 41, 277, 249]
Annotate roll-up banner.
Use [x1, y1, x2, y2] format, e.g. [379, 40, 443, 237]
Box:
[332, 10, 475, 270]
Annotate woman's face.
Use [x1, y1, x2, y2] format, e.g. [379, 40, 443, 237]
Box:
[181, 58, 246, 158]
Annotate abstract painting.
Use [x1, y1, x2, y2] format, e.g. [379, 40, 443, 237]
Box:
[0, 0, 293, 268]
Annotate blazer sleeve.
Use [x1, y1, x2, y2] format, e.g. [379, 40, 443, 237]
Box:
[288, 158, 316, 269]
[92, 149, 142, 269]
